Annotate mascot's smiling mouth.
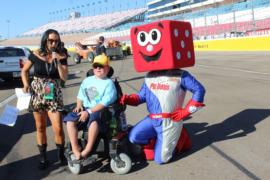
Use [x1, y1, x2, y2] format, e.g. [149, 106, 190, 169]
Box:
[139, 49, 162, 62]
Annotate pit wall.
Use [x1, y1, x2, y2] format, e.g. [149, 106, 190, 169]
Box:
[194, 36, 270, 51]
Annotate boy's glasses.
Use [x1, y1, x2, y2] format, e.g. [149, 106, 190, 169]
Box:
[93, 64, 104, 69]
[47, 39, 59, 44]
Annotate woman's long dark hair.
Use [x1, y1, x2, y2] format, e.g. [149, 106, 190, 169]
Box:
[39, 29, 62, 56]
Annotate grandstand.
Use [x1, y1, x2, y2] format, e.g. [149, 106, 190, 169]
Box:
[1, 0, 270, 48]
[0, 8, 146, 48]
[0, 32, 97, 48]
[147, 0, 270, 39]
[21, 8, 146, 37]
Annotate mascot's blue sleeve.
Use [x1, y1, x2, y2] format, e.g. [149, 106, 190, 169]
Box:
[181, 71, 206, 102]
[137, 82, 147, 104]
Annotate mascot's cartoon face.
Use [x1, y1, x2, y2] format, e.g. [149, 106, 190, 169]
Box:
[131, 20, 195, 72]
[136, 23, 163, 62]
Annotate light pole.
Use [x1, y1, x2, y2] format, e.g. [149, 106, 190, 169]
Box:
[6, 20, 10, 39]
[251, 0, 256, 35]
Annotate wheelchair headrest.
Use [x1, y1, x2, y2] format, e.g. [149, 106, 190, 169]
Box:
[107, 66, 114, 78]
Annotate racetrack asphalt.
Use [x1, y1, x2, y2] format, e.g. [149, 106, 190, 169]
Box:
[0, 51, 270, 180]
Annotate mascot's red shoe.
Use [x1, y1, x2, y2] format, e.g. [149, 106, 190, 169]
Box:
[142, 138, 156, 161]
[142, 127, 192, 161]
[175, 127, 192, 153]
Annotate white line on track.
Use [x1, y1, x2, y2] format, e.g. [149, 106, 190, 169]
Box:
[198, 64, 270, 76]
[0, 94, 16, 108]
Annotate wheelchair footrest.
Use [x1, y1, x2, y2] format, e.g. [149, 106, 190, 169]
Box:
[82, 154, 98, 166]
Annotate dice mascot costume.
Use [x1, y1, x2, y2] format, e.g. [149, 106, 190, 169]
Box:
[120, 20, 206, 164]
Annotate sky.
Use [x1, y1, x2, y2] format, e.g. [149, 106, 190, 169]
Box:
[0, 0, 147, 39]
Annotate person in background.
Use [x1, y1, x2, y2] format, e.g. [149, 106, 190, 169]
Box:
[21, 29, 68, 170]
[64, 54, 116, 160]
[95, 36, 106, 55]
[60, 41, 69, 87]
[121, 42, 128, 57]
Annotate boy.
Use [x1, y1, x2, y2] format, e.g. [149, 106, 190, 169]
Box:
[65, 54, 117, 160]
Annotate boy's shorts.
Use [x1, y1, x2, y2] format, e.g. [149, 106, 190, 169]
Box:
[63, 111, 107, 132]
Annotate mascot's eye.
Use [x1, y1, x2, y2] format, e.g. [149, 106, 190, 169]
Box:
[137, 31, 149, 46]
[149, 29, 161, 45]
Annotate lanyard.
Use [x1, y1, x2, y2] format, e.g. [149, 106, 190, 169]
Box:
[45, 59, 56, 76]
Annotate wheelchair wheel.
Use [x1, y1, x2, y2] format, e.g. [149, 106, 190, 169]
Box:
[110, 153, 132, 175]
[68, 154, 82, 175]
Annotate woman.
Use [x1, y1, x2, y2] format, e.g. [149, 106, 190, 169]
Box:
[21, 29, 68, 170]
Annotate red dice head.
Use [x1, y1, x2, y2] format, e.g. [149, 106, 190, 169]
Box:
[130, 20, 195, 72]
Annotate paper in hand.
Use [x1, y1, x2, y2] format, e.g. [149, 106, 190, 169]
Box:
[15, 88, 31, 111]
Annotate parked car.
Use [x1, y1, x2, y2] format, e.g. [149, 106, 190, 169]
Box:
[73, 42, 95, 64]
[0, 46, 33, 82]
[106, 47, 124, 60]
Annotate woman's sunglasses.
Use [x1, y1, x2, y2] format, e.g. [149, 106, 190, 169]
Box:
[47, 39, 59, 44]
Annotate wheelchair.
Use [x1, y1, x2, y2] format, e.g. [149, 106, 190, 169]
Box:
[64, 67, 133, 175]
